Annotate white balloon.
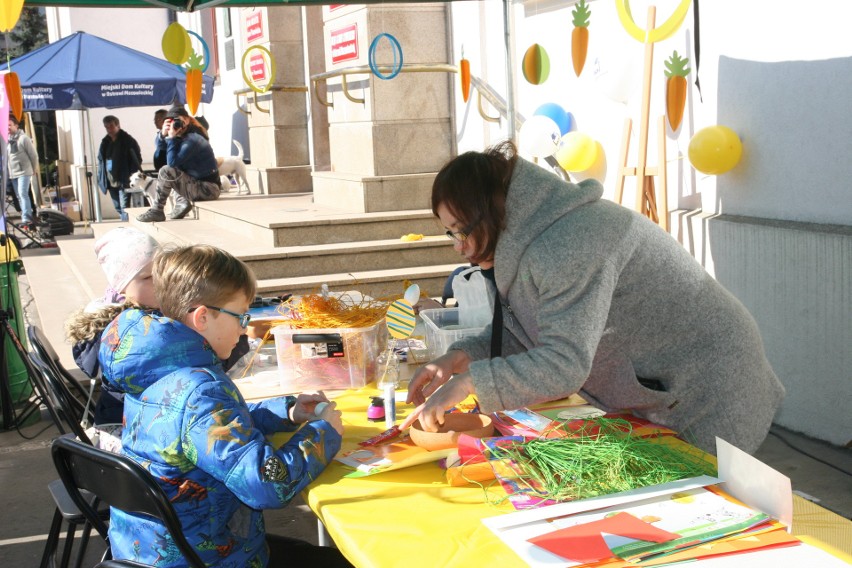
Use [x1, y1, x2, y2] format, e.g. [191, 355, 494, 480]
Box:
[519, 115, 561, 158]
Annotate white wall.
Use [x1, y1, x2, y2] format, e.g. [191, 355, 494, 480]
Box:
[451, 0, 852, 445]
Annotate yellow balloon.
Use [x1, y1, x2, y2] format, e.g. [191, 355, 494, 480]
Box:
[688, 125, 743, 175]
[0, 0, 24, 33]
[555, 132, 598, 172]
[162, 22, 192, 65]
[615, 0, 691, 44]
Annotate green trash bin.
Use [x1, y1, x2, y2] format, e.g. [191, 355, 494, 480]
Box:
[0, 259, 34, 427]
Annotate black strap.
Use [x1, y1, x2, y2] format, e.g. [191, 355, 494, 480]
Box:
[490, 287, 502, 358]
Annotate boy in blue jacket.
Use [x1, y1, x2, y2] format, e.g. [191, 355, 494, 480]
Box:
[99, 244, 351, 567]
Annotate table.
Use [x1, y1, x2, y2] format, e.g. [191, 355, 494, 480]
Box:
[262, 388, 852, 567]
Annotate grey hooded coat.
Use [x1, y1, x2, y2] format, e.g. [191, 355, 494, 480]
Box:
[449, 158, 784, 454]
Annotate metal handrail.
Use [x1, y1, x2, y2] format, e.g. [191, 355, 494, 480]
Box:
[234, 84, 309, 115]
[311, 63, 502, 125]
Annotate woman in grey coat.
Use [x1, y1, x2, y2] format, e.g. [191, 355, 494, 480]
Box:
[407, 142, 784, 454]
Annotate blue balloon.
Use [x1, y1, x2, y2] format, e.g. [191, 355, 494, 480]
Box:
[533, 103, 571, 135]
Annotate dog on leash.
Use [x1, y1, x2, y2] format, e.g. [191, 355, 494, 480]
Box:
[217, 140, 250, 195]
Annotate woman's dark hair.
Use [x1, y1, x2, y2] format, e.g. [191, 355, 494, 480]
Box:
[431, 140, 518, 264]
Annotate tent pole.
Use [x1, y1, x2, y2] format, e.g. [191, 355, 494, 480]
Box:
[84, 109, 102, 222]
[503, 0, 517, 143]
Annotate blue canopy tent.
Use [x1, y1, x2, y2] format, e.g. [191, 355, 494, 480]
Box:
[0, 31, 215, 221]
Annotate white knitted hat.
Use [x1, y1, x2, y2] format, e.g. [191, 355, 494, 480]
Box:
[94, 228, 158, 294]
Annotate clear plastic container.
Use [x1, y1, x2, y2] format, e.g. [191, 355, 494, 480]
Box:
[272, 321, 387, 392]
[419, 308, 486, 361]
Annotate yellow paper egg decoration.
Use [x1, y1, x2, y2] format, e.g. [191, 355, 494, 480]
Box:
[0, 0, 24, 33]
[688, 126, 743, 175]
[162, 22, 192, 65]
[386, 299, 416, 339]
[522, 43, 550, 85]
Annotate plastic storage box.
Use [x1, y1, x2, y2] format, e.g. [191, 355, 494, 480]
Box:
[419, 308, 486, 361]
[272, 321, 386, 392]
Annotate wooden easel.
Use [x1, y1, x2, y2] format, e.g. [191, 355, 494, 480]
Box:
[614, 6, 669, 232]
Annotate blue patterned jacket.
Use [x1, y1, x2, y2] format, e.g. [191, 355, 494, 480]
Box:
[99, 309, 342, 567]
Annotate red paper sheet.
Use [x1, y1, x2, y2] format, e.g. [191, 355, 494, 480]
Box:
[528, 512, 680, 564]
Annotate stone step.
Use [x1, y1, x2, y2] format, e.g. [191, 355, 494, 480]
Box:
[177, 193, 444, 247]
[124, 207, 458, 282]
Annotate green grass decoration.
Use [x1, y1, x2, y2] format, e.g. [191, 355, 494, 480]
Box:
[488, 417, 714, 503]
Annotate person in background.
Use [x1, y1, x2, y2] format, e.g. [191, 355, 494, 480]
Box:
[407, 141, 785, 455]
[99, 244, 351, 567]
[136, 104, 220, 222]
[97, 115, 142, 221]
[7, 115, 39, 229]
[152, 108, 168, 170]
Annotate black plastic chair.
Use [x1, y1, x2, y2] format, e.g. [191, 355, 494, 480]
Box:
[51, 436, 207, 568]
[27, 325, 94, 423]
[29, 350, 106, 568]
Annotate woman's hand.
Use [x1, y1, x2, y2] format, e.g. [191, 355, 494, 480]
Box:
[406, 349, 472, 406]
[417, 373, 476, 432]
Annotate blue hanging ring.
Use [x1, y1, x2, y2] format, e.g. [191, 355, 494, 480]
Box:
[368, 33, 403, 80]
[175, 31, 210, 74]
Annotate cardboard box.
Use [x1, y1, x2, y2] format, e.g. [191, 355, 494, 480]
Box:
[272, 320, 386, 392]
[51, 200, 81, 222]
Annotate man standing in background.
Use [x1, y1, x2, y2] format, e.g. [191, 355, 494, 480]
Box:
[97, 115, 142, 221]
[7, 115, 39, 230]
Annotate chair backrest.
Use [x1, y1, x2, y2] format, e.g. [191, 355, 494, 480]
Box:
[27, 324, 93, 404]
[51, 436, 207, 568]
[28, 349, 93, 445]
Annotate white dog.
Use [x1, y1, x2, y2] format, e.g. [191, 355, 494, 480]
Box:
[217, 140, 250, 195]
[128, 171, 173, 212]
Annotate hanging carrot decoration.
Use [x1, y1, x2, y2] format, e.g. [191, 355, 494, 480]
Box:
[571, 0, 590, 77]
[184, 51, 204, 115]
[4, 71, 23, 121]
[664, 50, 690, 132]
[459, 47, 471, 103]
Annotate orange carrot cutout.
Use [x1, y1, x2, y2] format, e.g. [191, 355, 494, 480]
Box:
[664, 50, 690, 132]
[5, 72, 23, 121]
[460, 57, 471, 103]
[184, 51, 204, 115]
[571, 0, 591, 77]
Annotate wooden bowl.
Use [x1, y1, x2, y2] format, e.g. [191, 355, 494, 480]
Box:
[409, 413, 494, 451]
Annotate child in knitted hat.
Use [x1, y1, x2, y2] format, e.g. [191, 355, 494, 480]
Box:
[65, 227, 160, 428]
[92, 227, 160, 309]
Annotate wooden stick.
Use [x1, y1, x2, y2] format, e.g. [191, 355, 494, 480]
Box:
[656, 115, 669, 231]
[634, 6, 657, 216]
[615, 118, 633, 205]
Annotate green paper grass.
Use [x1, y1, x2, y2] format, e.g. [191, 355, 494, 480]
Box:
[490, 417, 714, 503]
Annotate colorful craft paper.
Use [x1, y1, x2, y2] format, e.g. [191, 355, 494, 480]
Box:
[529, 512, 680, 564]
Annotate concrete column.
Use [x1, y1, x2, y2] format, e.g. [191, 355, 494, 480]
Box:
[313, 3, 453, 213]
[240, 7, 317, 195]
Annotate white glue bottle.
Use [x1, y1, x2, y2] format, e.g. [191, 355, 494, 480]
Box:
[377, 346, 400, 428]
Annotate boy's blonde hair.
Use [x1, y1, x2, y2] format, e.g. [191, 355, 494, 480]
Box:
[153, 245, 256, 320]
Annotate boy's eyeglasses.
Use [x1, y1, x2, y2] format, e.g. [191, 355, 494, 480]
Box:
[189, 305, 251, 329]
[445, 218, 480, 243]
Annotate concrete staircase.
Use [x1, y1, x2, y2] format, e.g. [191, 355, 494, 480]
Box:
[21, 191, 460, 370]
[121, 192, 460, 298]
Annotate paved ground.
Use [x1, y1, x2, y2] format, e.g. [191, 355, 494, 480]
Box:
[0, 253, 850, 566]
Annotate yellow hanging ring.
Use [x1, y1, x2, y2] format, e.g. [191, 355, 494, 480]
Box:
[241, 45, 276, 94]
[615, 0, 691, 44]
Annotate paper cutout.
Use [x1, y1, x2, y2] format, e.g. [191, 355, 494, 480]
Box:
[385, 299, 416, 339]
[529, 512, 679, 563]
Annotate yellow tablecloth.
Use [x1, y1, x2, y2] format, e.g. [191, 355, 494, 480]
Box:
[265, 388, 852, 567]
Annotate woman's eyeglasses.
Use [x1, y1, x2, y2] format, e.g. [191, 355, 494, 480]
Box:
[188, 305, 251, 328]
[445, 218, 479, 243]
